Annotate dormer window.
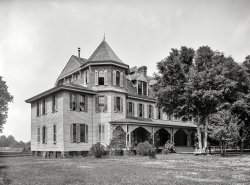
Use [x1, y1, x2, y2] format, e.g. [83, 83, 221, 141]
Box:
[137, 81, 147, 96]
[98, 70, 105, 85]
[116, 71, 120, 86]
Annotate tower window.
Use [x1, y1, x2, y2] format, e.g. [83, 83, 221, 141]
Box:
[98, 70, 105, 85]
[116, 71, 120, 86]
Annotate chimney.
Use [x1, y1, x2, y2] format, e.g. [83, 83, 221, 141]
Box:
[78, 47, 81, 58]
[138, 66, 147, 76]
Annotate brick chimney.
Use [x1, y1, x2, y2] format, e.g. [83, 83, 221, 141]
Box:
[138, 66, 147, 76]
[78, 47, 81, 58]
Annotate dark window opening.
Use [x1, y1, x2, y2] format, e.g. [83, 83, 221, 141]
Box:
[116, 97, 121, 112]
[98, 70, 105, 85]
[116, 71, 120, 86]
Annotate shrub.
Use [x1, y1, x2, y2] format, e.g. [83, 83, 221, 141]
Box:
[161, 149, 168, 154]
[136, 141, 155, 158]
[164, 140, 176, 153]
[90, 143, 105, 158]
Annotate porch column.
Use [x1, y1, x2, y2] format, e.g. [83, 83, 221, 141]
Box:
[171, 128, 174, 142]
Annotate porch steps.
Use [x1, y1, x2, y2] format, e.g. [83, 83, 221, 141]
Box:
[175, 146, 194, 154]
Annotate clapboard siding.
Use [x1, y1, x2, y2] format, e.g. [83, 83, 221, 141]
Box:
[31, 92, 64, 151]
[63, 91, 94, 151]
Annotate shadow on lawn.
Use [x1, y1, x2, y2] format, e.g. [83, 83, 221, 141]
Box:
[0, 165, 12, 185]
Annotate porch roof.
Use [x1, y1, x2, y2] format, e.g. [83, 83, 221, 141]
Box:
[110, 116, 197, 128]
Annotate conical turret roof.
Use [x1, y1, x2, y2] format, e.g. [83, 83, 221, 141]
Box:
[88, 40, 123, 63]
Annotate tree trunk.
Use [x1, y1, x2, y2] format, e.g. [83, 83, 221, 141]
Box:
[197, 125, 202, 149]
[203, 117, 209, 153]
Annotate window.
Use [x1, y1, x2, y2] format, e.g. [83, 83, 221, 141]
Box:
[138, 103, 144, 117]
[42, 126, 47, 144]
[98, 70, 105, 85]
[42, 99, 47, 115]
[137, 81, 147, 96]
[116, 71, 120, 86]
[157, 107, 162, 119]
[52, 94, 58, 112]
[70, 93, 88, 112]
[53, 125, 56, 144]
[83, 70, 89, 84]
[127, 102, 134, 116]
[114, 96, 123, 113]
[148, 105, 153, 119]
[96, 96, 107, 112]
[98, 124, 105, 142]
[37, 127, 40, 143]
[70, 124, 88, 143]
[37, 101, 40, 117]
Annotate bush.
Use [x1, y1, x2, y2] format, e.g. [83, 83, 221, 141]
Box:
[90, 143, 105, 158]
[164, 140, 176, 153]
[136, 141, 155, 158]
[161, 149, 168, 154]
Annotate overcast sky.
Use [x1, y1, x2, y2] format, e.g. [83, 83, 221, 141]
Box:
[1, 0, 250, 142]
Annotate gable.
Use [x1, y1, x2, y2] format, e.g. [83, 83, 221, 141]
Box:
[136, 73, 148, 82]
[58, 56, 82, 79]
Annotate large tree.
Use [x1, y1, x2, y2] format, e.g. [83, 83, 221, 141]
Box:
[0, 76, 13, 132]
[156, 46, 248, 153]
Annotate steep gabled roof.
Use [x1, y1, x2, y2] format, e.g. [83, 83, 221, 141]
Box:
[88, 40, 123, 63]
[58, 55, 87, 79]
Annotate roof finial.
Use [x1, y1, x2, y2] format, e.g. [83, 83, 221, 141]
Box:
[103, 33, 105, 41]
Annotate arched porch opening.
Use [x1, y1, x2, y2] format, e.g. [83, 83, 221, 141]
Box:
[154, 128, 171, 147]
[174, 129, 187, 146]
[131, 127, 151, 147]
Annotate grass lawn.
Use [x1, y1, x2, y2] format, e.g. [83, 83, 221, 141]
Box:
[0, 154, 250, 185]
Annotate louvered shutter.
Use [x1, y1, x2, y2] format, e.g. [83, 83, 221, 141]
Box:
[142, 104, 145, 118]
[85, 96, 88, 112]
[132, 103, 135, 116]
[95, 70, 98, 85]
[45, 126, 47, 144]
[70, 124, 73, 142]
[55, 95, 58, 111]
[95, 96, 99, 113]
[86, 70, 89, 83]
[152, 106, 154, 119]
[126, 102, 129, 115]
[114, 96, 117, 112]
[137, 103, 139, 117]
[113, 70, 116, 86]
[76, 124, 80, 142]
[76, 95, 80, 111]
[104, 96, 108, 112]
[85, 125, 88, 142]
[120, 72, 123, 87]
[121, 97, 123, 113]
[147, 105, 149, 118]
[104, 69, 108, 85]
[37, 127, 40, 143]
[83, 70, 86, 84]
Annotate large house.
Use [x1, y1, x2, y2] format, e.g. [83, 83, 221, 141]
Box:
[25, 38, 196, 157]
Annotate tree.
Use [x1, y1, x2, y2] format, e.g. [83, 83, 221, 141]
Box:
[209, 110, 240, 156]
[156, 46, 248, 154]
[0, 76, 13, 132]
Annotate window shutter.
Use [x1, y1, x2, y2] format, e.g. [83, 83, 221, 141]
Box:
[76, 95, 80, 111]
[104, 69, 108, 86]
[45, 126, 47, 144]
[95, 70, 98, 85]
[126, 102, 129, 115]
[95, 96, 99, 112]
[137, 103, 139, 117]
[114, 96, 117, 112]
[37, 127, 40, 143]
[86, 70, 89, 83]
[36, 102, 39, 117]
[70, 93, 72, 110]
[121, 97, 123, 113]
[113, 70, 116, 86]
[85, 125, 88, 142]
[55, 95, 58, 111]
[45, 99, 47, 115]
[70, 124, 73, 142]
[85, 95, 88, 112]
[76, 124, 80, 142]
[156, 107, 158, 119]
[83, 71, 86, 84]
[102, 125, 105, 141]
[142, 104, 145, 118]
[104, 96, 108, 112]
[132, 103, 135, 116]
[147, 105, 149, 118]
[152, 106, 154, 119]
[120, 72, 123, 87]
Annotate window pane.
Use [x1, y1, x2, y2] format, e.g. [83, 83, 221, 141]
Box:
[143, 82, 147, 95]
[80, 124, 85, 142]
[128, 102, 133, 114]
[139, 104, 142, 117]
[116, 71, 120, 86]
[79, 95, 85, 111]
[73, 124, 76, 142]
[138, 81, 142, 95]
[116, 97, 120, 112]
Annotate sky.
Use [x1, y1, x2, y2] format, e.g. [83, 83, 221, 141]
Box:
[0, 0, 250, 142]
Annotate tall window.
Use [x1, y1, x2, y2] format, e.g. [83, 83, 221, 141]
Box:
[42, 99, 46, 115]
[127, 102, 134, 116]
[137, 81, 147, 96]
[70, 93, 87, 112]
[157, 107, 162, 119]
[96, 96, 107, 112]
[53, 125, 56, 144]
[79, 95, 85, 111]
[42, 126, 47, 144]
[139, 103, 144, 117]
[70, 93, 76, 110]
[52, 94, 58, 112]
[116, 71, 120, 86]
[37, 101, 41, 117]
[138, 81, 142, 95]
[143, 82, 147, 96]
[116, 97, 121, 112]
[98, 70, 105, 85]
[70, 124, 88, 143]
[148, 105, 153, 119]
